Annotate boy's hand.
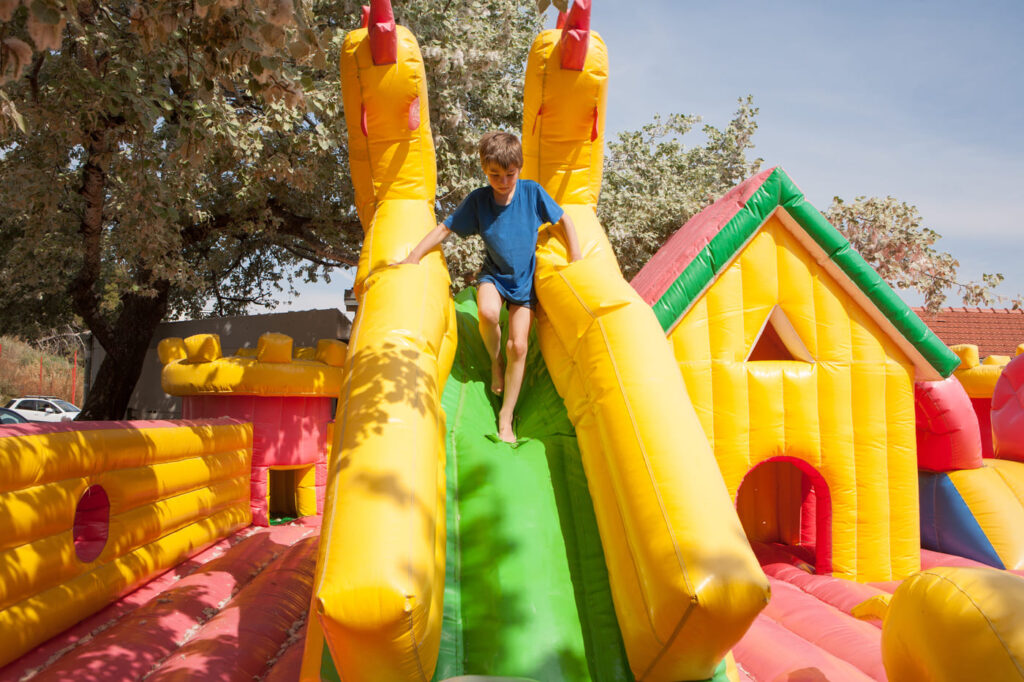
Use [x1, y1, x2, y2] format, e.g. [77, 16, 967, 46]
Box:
[399, 254, 420, 266]
[568, 248, 583, 263]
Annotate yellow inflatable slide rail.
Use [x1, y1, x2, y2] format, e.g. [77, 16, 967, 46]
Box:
[301, 7, 456, 680]
[0, 418, 252, 668]
[524, 25, 770, 682]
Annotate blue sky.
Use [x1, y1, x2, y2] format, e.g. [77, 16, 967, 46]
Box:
[282, 0, 1024, 314]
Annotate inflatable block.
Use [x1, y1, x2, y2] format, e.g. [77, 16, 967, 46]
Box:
[158, 337, 187, 364]
[992, 354, 1024, 462]
[258, 332, 294, 363]
[914, 377, 984, 471]
[184, 333, 223, 362]
[919, 471, 1003, 568]
[881, 567, 1024, 682]
[317, 339, 347, 367]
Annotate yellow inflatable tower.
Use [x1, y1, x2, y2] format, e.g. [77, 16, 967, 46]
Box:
[301, 1, 456, 679]
[524, 4, 769, 680]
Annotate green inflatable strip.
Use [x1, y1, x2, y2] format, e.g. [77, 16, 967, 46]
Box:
[650, 167, 959, 378]
[433, 289, 630, 682]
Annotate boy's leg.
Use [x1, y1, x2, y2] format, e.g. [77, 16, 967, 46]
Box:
[477, 282, 505, 395]
[498, 303, 533, 443]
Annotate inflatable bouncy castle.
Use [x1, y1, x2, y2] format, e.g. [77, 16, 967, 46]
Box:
[4, 2, 1024, 681]
[160, 331, 345, 526]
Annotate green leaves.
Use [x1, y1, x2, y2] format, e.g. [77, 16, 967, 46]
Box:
[599, 97, 763, 281]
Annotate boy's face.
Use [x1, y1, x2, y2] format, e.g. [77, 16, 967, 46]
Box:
[483, 161, 520, 200]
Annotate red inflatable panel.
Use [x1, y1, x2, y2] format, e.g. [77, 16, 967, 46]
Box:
[972, 397, 995, 458]
[992, 354, 1024, 462]
[145, 536, 317, 681]
[914, 377, 984, 471]
[34, 526, 315, 680]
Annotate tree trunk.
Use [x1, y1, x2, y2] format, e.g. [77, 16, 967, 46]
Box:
[77, 283, 170, 420]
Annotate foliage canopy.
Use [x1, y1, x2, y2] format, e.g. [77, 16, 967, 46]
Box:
[0, 0, 542, 418]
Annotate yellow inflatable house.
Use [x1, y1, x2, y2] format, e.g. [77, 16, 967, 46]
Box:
[633, 167, 961, 582]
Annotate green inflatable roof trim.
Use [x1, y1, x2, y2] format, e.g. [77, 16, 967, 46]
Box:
[650, 167, 960, 378]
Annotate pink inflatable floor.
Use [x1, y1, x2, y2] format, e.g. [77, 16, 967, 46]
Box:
[1, 518, 319, 682]
[733, 544, 1020, 681]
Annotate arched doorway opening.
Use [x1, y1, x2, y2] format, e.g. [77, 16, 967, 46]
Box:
[736, 457, 832, 574]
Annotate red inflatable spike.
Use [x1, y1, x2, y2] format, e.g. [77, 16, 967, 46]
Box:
[560, 0, 590, 71]
[360, 5, 369, 28]
[556, 11, 566, 29]
[367, 0, 397, 65]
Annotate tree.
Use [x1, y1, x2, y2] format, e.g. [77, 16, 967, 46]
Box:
[597, 98, 1019, 312]
[825, 195, 1017, 313]
[598, 97, 763, 281]
[0, 0, 542, 419]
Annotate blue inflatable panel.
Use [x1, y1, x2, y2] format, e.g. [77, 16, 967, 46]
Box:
[919, 472, 1004, 568]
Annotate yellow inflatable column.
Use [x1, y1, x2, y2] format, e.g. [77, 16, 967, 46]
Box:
[523, 17, 769, 682]
[302, 3, 454, 679]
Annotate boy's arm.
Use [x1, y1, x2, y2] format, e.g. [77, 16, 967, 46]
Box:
[556, 212, 583, 263]
[400, 223, 451, 265]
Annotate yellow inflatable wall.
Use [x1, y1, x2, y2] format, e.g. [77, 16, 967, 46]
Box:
[0, 419, 252, 667]
[669, 214, 920, 581]
[524, 27, 769, 681]
[160, 332, 346, 397]
[301, 14, 456, 681]
[950, 344, 1011, 399]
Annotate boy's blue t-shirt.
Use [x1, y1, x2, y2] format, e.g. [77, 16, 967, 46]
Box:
[444, 179, 563, 306]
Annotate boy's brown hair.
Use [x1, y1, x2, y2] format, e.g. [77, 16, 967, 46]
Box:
[479, 131, 523, 170]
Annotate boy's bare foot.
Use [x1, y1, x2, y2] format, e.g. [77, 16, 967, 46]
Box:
[491, 357, 505, 395]
[497, 418, 516, 443]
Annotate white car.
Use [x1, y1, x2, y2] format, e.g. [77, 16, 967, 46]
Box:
[4, 396, 80, 422]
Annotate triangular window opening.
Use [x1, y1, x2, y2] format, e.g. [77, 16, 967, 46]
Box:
[746, 306, 814, 363]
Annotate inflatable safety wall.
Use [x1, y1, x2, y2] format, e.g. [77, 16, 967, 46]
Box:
[524, 7, 769, 680]
[161, 332, 345, 525]
[632, 167, 961, 582]
[301, 3, 456, 679]
[0, 418, 252, 667]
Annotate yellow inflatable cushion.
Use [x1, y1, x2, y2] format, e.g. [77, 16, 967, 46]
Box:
[881, 566, 1024, 681]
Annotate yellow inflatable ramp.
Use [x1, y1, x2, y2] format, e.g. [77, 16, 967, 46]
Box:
[301, 4, 456, 680]
[523, 14, 768, 682]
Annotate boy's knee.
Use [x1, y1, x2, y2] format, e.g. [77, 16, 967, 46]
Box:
[506, 335, 528, 361]
[479, 305, 501, 327]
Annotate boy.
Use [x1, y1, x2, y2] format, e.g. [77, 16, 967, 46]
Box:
[401, 131, 581, 443]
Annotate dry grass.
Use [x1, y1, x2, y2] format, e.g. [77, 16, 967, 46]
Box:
[0, 336, 84, 407]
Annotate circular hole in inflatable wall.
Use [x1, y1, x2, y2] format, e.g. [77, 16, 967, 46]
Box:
[73, 485, 110, 563]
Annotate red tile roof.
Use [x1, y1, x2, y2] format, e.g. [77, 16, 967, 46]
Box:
[913, 307, 1024, 358]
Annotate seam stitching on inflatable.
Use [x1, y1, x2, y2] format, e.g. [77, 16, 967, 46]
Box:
[924, 570, 1024, 677]
[637, 600, 695, 681]
[595, 314, 695, 602]
[555, 269, 661, 639]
